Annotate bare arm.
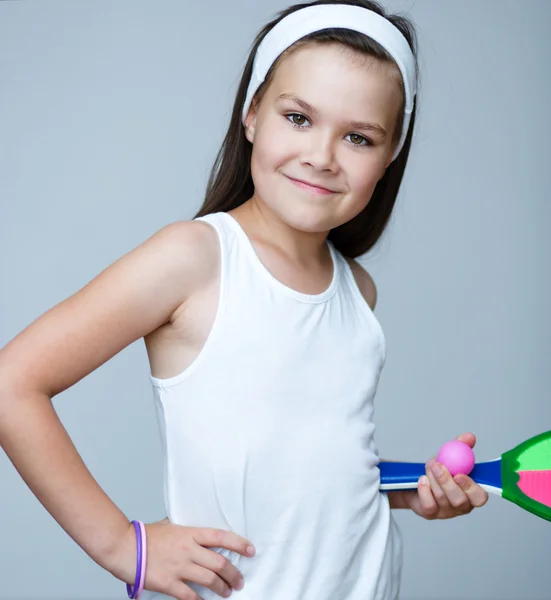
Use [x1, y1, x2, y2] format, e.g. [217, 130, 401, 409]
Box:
[0, 220, 217, 567]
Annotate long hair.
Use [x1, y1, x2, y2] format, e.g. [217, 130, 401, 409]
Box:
[194, 0, 419, 258]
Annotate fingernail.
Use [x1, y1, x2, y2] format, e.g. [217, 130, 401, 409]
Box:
[235, 577, 244, 590]
[431, 463, 443, 477]
[247, 545, 255, 556]
[419, 475, 429, 486]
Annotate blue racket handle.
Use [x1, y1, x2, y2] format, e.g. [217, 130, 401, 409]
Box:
[379, 462, 426, 488]
[378, 460, 502, 490]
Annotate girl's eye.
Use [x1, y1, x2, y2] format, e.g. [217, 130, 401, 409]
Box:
[284, 113, 371, 147]
[286, 113, 310, 127]
[347, 133, 370, 147]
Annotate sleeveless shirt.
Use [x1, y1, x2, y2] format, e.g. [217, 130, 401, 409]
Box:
[142, 211, 403, 600]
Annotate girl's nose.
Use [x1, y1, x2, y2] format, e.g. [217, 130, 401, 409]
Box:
[300, 133, 339, 173]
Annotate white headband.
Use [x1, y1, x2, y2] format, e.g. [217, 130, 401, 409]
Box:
[242, 4, 417, 161]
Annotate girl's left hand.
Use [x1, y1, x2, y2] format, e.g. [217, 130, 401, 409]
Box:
[403, 432, 489, 519]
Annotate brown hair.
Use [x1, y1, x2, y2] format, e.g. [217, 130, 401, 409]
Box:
[194, 0, 419, 258]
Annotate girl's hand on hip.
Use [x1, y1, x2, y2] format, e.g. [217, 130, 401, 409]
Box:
[104, 517, 255, 599]
[404, 432, 489, 520]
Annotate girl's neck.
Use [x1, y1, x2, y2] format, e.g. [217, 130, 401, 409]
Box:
[229, 198, 332, 269]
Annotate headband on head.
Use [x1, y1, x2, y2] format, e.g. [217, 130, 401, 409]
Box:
[242, 4, 417, 162]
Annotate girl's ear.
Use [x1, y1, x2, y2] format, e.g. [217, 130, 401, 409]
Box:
[380, 138, 398, 175]
[245, 122, 255, 143]
[378, 150, 394, 180]
[244, 100, 258, 143]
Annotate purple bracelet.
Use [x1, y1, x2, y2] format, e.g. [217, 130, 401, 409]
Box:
[126, 520, 143, 599]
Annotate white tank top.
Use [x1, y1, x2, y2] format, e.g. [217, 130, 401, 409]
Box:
[143, 212, 403, 600]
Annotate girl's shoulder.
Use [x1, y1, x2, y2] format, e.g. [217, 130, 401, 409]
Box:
[137, 218, 221, 304]
[155, 218, 220, 284]
[144, 217, 227, 320]
[344, 257, 378, 311]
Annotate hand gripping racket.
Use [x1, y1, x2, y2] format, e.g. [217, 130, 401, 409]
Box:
[378, 430, 551, 522]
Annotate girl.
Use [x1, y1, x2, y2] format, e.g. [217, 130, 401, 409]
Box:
[0, 1, 488, 599]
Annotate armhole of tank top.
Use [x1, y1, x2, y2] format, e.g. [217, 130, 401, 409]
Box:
[340, 256, 387, 362]
[149, 215, 228, 389]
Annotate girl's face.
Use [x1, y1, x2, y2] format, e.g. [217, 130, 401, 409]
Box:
[244, 43, 404, 234]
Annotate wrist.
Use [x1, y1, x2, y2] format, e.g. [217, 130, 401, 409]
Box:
[386, 490, 412, 510]
[100, 520, 135, 582]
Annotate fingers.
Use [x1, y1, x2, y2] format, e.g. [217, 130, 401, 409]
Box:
[192, 528, 255, 558]
[192, 545, 245, 593]
[456, 432, 476, 447]
[188, 527, 254, 597]
[184, 559, 238, 598]
[425, 458, 451, 510]
[416, 476, 439, 519]
[454, 475, 489, 508]
[426, 458, 472, 514]
[168, 579, 207, 600]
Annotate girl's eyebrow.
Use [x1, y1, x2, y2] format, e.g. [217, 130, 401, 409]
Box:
[276, 93, 388, 137]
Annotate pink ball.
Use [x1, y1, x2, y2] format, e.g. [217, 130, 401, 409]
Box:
[436, 440, 475, 476]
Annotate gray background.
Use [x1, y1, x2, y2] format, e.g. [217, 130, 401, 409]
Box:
[1, 0, 549, 599]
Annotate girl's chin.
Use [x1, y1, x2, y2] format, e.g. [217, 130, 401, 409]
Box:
[275, 206, 342, 234]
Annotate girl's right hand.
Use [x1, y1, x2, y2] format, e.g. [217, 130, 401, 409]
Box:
[104, 518, 255, 600]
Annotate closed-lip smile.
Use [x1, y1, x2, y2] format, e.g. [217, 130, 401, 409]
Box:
[285, 175, 338, 194]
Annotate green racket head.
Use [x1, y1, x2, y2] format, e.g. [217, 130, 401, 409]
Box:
[501, 430, 551, 522]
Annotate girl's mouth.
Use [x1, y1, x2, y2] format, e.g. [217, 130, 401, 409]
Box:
[285, 176, 337, 195]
